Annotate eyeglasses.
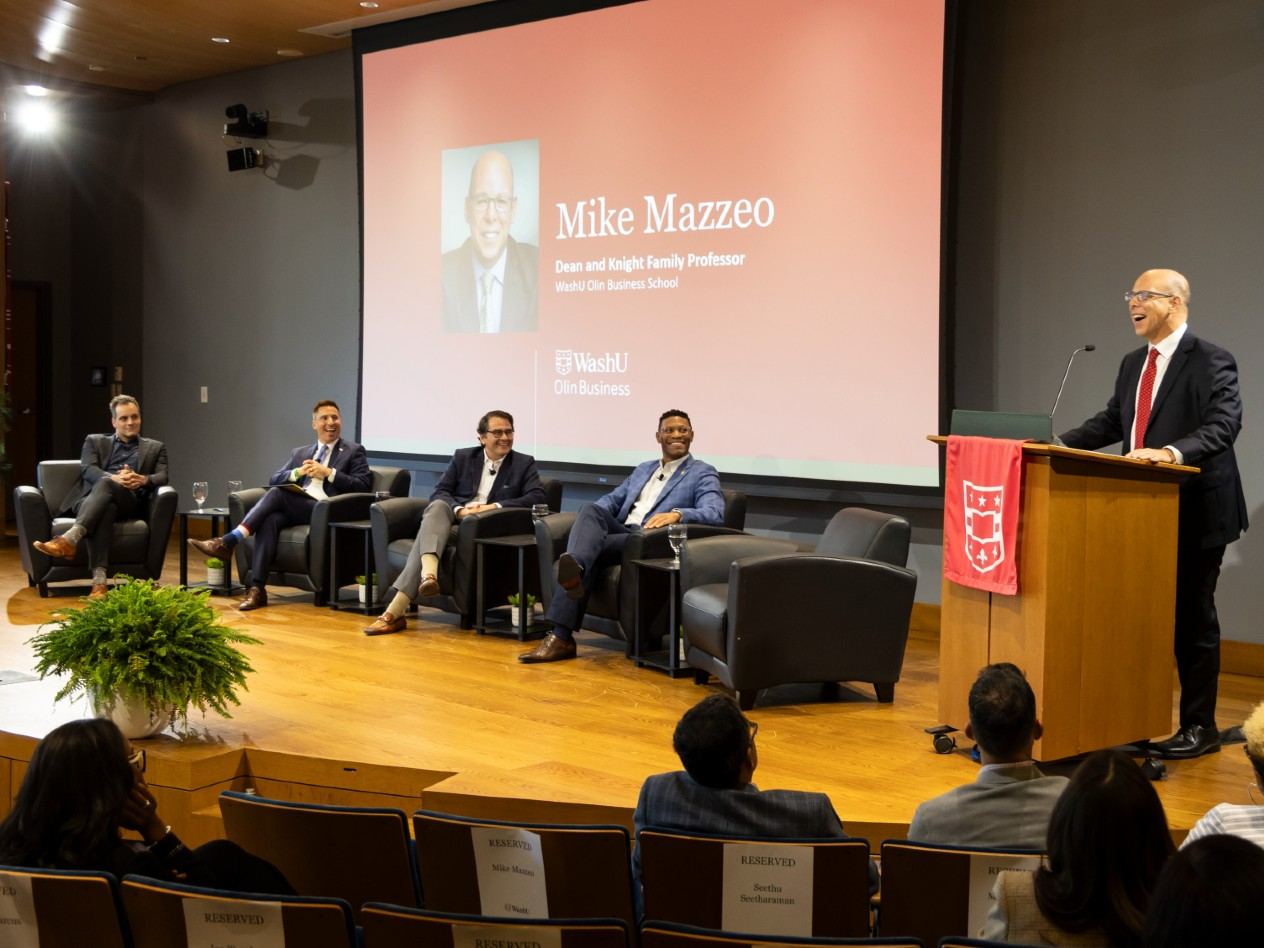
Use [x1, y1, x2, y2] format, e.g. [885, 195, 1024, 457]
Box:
[485, 428, 515, 438]
[469, 193, 513, 217]
[128, 747, 146, 773]
[1123, 290, 1174, 304]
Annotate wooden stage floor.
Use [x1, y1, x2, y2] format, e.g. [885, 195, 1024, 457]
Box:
[0, 542, 1259, 849]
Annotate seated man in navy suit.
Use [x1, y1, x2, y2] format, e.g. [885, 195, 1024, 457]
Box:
[632, 694, 878, 897]
[519, 409, 723, 664]
[188, 399, 371, 611]
[363, 410, 546, 635]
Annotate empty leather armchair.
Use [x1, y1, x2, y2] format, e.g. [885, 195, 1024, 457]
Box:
[681, 507, 916, 709]
[15, 460, 178, 596]
[229, 466, 410, 605]
[371, 478, 563, 627]
[533, 489, 748, 648]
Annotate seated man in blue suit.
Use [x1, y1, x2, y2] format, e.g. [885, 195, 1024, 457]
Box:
[363, 409, 546, 635]
[519, 409, 723, 664]
[632, 694, 878, 897]
[188, 399, 371, 611]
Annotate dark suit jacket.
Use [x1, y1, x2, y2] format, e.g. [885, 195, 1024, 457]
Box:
[632, 771, 877, 893]
[430, 446, 545, 509]
[1060, 330, 1247, 550]
[268, 439, 372, 496]
[59, 434, 169, 515]
[441, 237, 539, 333]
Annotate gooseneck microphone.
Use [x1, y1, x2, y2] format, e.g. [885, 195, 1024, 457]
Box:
[1050, 344, 1096, 419]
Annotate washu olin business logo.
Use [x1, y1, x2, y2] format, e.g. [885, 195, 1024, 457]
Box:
[554, 350, 629, 376]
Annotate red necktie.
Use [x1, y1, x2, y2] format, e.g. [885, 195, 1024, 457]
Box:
[1134, 347, 1159, 450]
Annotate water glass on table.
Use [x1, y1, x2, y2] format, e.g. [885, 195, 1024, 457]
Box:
[531, 504, 551, 522]
[191, 481, 208, 510]
[668, 523, 687, 565]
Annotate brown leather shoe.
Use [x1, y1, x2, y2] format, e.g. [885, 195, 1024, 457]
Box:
[518, 633, 577, 664]
[34, 535, 78, 560]
[557, 553, 584, 600]
[363, 611, 406, 636]
[237, 587, 268, 611]
[188, 536, 229, 558]
[88, 584, 109, 600]
[417, 574, 440, 598]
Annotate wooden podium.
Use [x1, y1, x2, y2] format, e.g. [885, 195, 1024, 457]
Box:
[932, 439, 1195, 761]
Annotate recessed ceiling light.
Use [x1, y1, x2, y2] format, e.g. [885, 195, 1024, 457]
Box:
[212, 36, 231, 44]
[15, 100, 56, 135]
[23, 84, 50, 97]
[360, 2, 380, 8]
[276, 48, 304, 57]
[88, 64, 106, 71]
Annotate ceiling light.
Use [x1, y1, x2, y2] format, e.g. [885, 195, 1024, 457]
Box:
[14, 100, 57, 136]
[212, 37, 231, 44]
[88, 64, 106, 72]
[23, 84, 50, 97]
[276, 48, 304, 57]
[360, 2, 380, 8]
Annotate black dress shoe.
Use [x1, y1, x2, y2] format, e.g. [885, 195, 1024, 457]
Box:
[518, 633, 577, 664]
[1152, 725, 1221, 759]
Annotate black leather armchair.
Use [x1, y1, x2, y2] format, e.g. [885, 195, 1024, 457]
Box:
[14, 460, 179, 596]
[680, 506, 916, 709]
[532, 489, 748, 649]
[370, 478, 563, 628]
[229, 466, 410, 606]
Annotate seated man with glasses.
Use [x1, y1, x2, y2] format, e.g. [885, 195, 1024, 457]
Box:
[442, 149, 539, 333]
[519, 409, 724, 664]
[364, 410, 546, 634]
[632, 694, 877, 896]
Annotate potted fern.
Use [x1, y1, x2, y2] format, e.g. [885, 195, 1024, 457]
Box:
[29, 577, 261, 738]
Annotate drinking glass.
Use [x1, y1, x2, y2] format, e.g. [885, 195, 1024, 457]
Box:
[191, 481, 209, 510]
[226, 480, 243, 505]
[531, 504, 551, 522]
[668, 523, 687, 565]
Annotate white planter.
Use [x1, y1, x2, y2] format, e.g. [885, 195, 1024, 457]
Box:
[207, 567, 225, 586]
[358, 585, 369, 604]
[509, 602, 541, 627]
[91, 691, 174, 739]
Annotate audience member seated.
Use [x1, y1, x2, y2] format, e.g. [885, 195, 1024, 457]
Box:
[363, 409, 545, 635]
[908, 663, 1067, 849]
[1181, 698, 1264, 849]
[519, 409, 724, 664]
[0, 719, 292, 893]
[632, 694, 877, 894]
[983, 750, 1174, 947]
[1143, 834, 1264, 947]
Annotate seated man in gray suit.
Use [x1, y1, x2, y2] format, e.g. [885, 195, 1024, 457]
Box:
[908, 663, 1068, 849]
[632, 694, 877, 895]
[363, 410, 546, 635]
[33, 394, 168, 600]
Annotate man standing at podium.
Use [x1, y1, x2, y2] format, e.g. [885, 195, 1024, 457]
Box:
[1060, 268, 1247, 759]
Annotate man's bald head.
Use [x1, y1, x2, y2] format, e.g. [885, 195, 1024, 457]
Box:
[464, 151, 517, 267]
[1129, 268, 1190, 344]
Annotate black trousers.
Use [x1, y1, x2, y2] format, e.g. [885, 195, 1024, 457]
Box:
[1174, 540, 1226, 731]
[72, 478, 142, 571]
[240, 488, 316, 589]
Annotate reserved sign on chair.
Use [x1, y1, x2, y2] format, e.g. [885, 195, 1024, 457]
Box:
[721, 842, 815, 936]
[182, 895, 285, 948]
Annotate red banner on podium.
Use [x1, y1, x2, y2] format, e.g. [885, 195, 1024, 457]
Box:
[943, 435, 1025, 595]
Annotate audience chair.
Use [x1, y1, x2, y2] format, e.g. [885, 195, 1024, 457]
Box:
[0, 865, 128, 948]
[363, 905, 633, 948]
[218, 790, 420, 918]
[372, 477, 563, 627]
[642, 921, 926, 948]
[680, 507, 915, 709]
[229, 465, 410, 605]
[413, 810, 636, 925]
[121, 874, 356, 948]
[638, 829, 872, 938]
[877, 840, 1044, 948]
[936, 939, 1033, 947]
[533, 489, 748, 649]
[14, 459, 179, 596]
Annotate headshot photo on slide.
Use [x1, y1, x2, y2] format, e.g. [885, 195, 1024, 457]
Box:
[440, 139, 540, 333]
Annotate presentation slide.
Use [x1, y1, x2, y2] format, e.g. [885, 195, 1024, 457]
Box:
[361, 0, 944, 486]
